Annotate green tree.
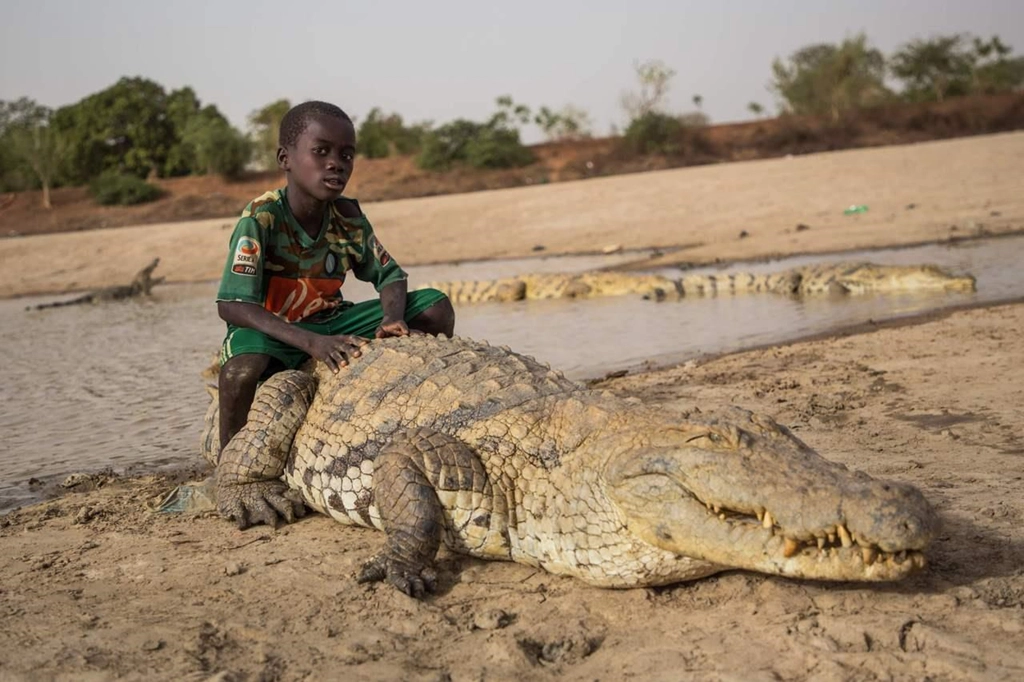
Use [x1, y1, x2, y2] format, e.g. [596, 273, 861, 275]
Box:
[356, 108, 428, 158]
[416, 97, 534, 171]
[534, 105, 592, 142]
[248, 99, 291, 170]
[771, 34, 889, 120]
[52, 77, 176, 182]
[890, 35, 974, 102]
[971, 35, 1024, 94]
[162, 87, 243, 177]
[1, 98, 65, 208]
[692, 94, 703, 109]
[748, 101, 765, 117]
[182, 117, 251, 179]
[620, 59, 676, 120]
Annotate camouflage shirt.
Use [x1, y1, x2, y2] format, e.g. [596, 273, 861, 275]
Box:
[216, 189, 406, 323]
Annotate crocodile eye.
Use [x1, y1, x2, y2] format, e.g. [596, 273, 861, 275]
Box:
[708, 433, 723, 443]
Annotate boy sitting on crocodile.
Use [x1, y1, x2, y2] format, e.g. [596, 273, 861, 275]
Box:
[215, 100, 455, 457]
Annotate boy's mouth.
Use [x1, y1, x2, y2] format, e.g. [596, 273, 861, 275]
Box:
[323, 176, 346, 190]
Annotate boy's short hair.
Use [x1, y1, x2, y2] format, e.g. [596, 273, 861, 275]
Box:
[279, 101, 352, 148]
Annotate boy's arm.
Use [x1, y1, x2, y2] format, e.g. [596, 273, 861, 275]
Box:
[218, 301, 368, 372]
[375, 279, 410, 338]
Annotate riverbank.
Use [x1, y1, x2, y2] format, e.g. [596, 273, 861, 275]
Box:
[1, 302, 1022, 680]
[1, 131, 1022, 299]
[1, 132, 1023, 680]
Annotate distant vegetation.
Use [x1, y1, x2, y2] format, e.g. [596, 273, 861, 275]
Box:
[0, 31, 1021, 208]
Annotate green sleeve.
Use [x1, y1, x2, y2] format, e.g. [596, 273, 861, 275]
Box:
[351, 217, 408, 292]
[215, 217, 266, 304]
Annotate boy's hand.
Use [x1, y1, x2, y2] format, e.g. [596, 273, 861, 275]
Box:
[307, 333, 370, 373]
[375, 318, 410, 339]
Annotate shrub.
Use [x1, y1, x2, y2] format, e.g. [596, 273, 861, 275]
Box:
[416, 119, 534, 171]
[623, 111, 687, 155]
[89, 171, 162, 206]
[358, 108, 428, 159]
[464, 127, 534, 169]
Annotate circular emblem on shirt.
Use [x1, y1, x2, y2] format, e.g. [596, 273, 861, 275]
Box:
[325, 252, 338, 275]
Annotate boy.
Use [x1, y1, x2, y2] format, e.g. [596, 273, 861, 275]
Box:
[216, 100, 455, 452]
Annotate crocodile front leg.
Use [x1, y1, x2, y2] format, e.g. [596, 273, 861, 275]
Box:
[216, 370, 317, 529]
[358, 427, 507, 598]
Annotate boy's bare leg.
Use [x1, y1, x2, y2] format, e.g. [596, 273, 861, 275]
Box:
[219, 353, 273, 450]
[408, 297, 455, 338]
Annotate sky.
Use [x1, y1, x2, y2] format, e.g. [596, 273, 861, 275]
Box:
[2, 0, 1022, 143]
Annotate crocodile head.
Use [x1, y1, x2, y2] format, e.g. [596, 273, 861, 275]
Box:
[604, 407, 938, 581]
[806, 263, 977, 295]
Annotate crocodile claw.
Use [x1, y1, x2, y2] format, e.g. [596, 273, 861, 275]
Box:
[217, 481, 307, 530]
[357, 554, 438, 599]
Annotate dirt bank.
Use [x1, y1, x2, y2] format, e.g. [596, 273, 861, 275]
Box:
[1, 131, 1022, 300]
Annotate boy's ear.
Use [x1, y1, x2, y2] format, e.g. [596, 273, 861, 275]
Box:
[276, 146, 289, 171]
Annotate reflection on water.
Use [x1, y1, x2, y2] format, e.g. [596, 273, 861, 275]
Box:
[1, 235, 1021, 511]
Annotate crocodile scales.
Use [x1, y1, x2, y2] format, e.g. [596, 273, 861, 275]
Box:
[205, 335, 937, 597]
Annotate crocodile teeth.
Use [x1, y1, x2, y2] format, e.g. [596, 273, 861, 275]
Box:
[816, 537, 826, 550]
[762, 511, 774, 529]
[862, 546, 878, 565]
[755, 509, 765, 523]
[783, 537, 800, 558]
[837, 524, 853, 548]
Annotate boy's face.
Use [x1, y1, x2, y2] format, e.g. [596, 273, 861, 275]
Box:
[278, 115, 357, 203]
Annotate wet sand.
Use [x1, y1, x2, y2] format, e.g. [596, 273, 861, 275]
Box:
[1, 133, 1023, 680]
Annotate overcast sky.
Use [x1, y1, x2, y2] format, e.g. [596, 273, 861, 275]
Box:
[2, 0, 1022, 142]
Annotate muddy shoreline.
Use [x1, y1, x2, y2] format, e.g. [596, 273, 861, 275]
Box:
[2, 134, 1023, 680]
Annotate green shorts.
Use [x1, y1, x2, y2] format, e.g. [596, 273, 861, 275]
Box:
[219, 288, 448, 369]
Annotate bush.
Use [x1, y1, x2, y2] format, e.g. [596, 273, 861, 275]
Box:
[464, 127, 535, 169]
[416, 119, 534, 171]
[622, 112, 687, 155]
[89, 171, 162, 206]
[618, 111, 717, 161]
[357, 108, 427, 159]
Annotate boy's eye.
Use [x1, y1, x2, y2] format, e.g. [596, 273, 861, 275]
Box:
[313, 147, 327, 155]
[342, 151, 355, 161]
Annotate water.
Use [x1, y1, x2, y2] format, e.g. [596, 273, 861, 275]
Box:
[1, 235, 1021, 511]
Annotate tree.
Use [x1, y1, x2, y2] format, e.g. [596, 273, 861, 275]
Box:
[890, 35, 974, 102]
[970, 35, 1024, 94]
[621, 59, 676, 120]
[356, 108, 429, 159]
[533, 105, 592, 142]
[748, 101, 765, 117]
[248, 99, 291, 171]
[770, 34, 889, 120]
[492, 95, 532, 128]
[416, 97, 534, 171]
[182, 117, 251, 179]
[51, 77, 176, 182]
[1, 98, 65, 208]
[692, 94, 703, 109]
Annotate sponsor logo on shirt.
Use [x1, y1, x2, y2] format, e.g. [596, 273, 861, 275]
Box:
[369, 235, 392, 266]
[232, 236, 260, 276]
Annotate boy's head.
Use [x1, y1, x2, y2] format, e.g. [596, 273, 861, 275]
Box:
[277, 101, 356, 203]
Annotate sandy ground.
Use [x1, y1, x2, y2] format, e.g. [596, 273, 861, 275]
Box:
[1, 133, 1023, 681]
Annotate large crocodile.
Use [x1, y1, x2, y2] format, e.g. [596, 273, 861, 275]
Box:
[204, 335, 937, 597]
[414, 262, 976, 304]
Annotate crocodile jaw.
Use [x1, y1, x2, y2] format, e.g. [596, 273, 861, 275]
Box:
[603, 415, 939, 582]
